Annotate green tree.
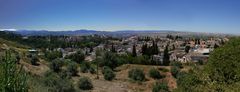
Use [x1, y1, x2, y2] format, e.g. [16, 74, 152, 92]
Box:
[111, 44, 116, 52]
[141, 43, 148, 55]
[185, 45, 191, 53]
[152, 40, 159, 55]
[205, 38, 240, 84]
[214, 43, 219, 49]
[174, 38, 240, 91]
[172, 44, 175, 50]
[163, 45, 170, 66]
[132, 44, 137, 57]
[95, 48, 103, 79]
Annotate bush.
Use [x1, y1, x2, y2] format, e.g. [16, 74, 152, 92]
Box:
[197, 60, 204, 65]
[67, 62, 78, 76]
[128, 68, 145, 81]
[43, 71, 75, 92]
[102, 66, 111, 74]
[45, 51, 62, 61]
[99, 51, 121, 69]
[152, 81, 169, 92]
[170, 61, 183, 68]
[176, 72, 200, 91]
[80, 62, 91, 73]
[102, 66, 115, 81]
[158, 68, 169, 72]
[65, 51, 85, 63]
[78, 77, 93, 90]
[89, 67, 96, 74]
[31, 56, 39, 65]
[59, 70, 71, 79]
[171, 66, 180, 78]
[149, 68, 162, 79]
[50, 58, 63, 72]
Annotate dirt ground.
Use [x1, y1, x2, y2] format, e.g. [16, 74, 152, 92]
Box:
[71, 64, 177, 92]
[21, 58, 50, 76]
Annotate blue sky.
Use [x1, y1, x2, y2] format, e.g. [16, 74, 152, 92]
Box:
[0, 0, 240, 33]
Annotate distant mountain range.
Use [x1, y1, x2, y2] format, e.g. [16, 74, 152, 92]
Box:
[8, 29, 174, 36]
[1, 29, 235, 37]
[13, 29, 106, 36]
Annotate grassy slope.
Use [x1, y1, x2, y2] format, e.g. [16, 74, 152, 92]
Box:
[0, 38, 29, 51]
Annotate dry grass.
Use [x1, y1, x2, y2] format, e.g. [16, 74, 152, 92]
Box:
[70, 64, 177, 92]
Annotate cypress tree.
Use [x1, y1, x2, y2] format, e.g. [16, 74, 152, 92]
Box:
[214, 43, 219, 49]
[111, 44, 116, 53]
[163, 45, 170, 66]
[142, 44, 148, 55]
[132, 44, 137, 57]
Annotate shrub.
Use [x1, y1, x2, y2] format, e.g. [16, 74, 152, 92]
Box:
[43, 71, 75, 92]
[65, 51, 85, 63]
[67, 62, 78, 76]
[128, 68, 145, 81]
[152, 81, 169, 92]
[102, 66, 111, 74]
[50, 58, 63, 72]
[176, 72, 200, 91]
[59, 70, 71, 79]
[78, 77, 93, 90]
[158, 68, 169, 72]
[149, 68, 162, 79]
[45, 51, 62, 61]
[31, 56, 39, 65]
[170, 61, 183, 68]
[171, 66, 180, 78]
[80, 62, 91, 73]
[89, 67, 96, 74]
[99, 51, 119, 69]
[102, 66, 115, 81]
[197, 60, 204, 65]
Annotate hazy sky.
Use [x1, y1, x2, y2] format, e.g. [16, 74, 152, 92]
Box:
[0, 0, 240, 33]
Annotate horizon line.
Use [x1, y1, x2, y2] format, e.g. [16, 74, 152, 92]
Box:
[1, 28, 238, 35]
